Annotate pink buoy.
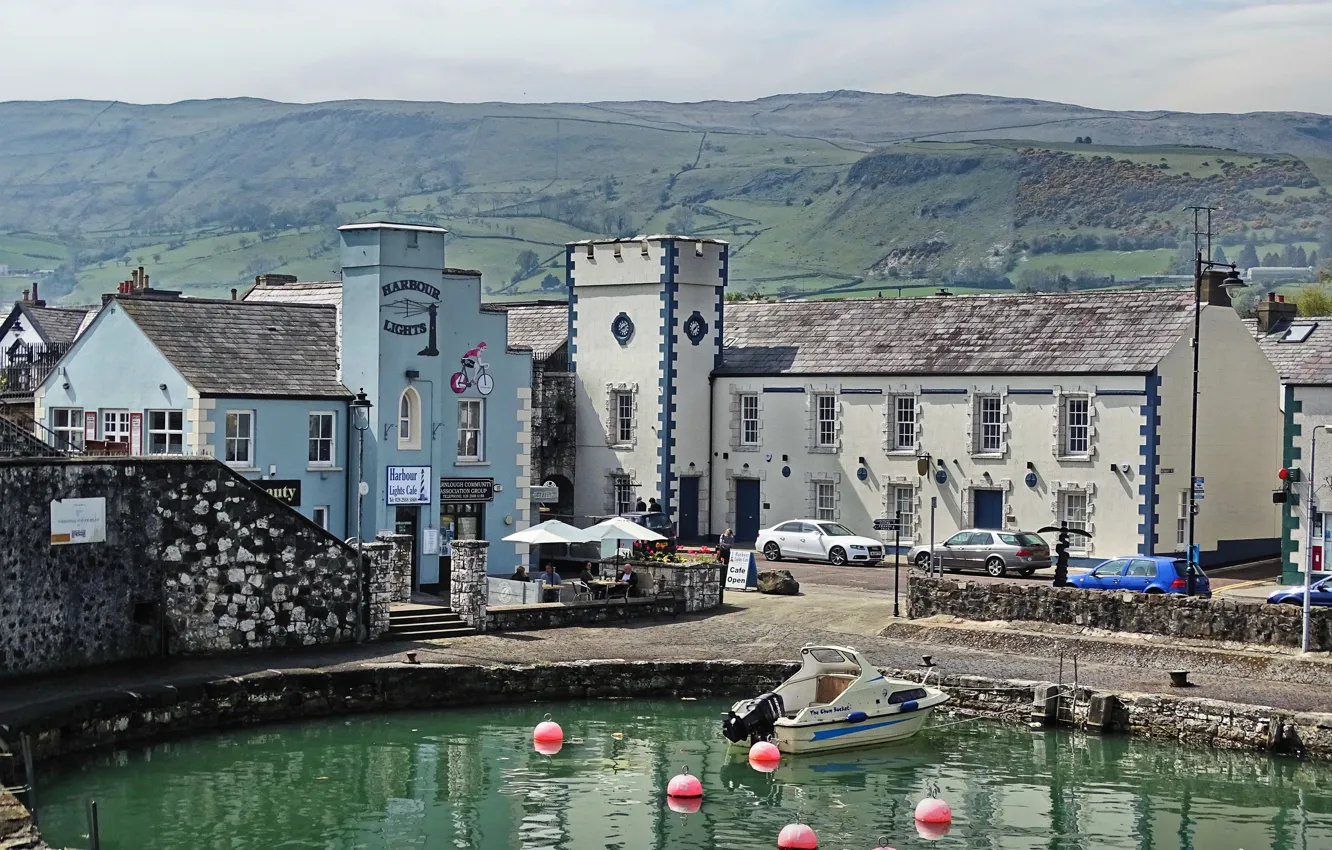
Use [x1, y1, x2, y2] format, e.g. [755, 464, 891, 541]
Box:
[533, 739, 562, 756]
[777, 823, 818, 849]
[533, 714, 563, 744]
[914, 797, 952, 824]
[749, 740, 781, 766]
[870, 838, 896, 850]
[914, 820, 951, 841]
[666, 766, 703, 799]
[667, 795, 702, 814]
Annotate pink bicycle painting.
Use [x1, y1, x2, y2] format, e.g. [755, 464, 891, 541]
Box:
[450, 341, 494, 395]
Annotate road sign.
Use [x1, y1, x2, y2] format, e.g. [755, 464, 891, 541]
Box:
[873, 518, 900, 531]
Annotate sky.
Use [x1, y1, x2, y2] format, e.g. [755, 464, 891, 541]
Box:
[2, 0, 1330, 114]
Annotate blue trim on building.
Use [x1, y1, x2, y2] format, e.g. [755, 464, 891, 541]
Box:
[658, 240, 678, 515]
[1137, 371, 1161, 556]
[763, 387, 806, 393]
[840, 388, 884, 395]
[715, 248, 728, 372]
[1098, 389, 1148, 397]
[1007, 388, 1054, 395]
[565, 246, 577, 373]
[919, 388, 968, 395]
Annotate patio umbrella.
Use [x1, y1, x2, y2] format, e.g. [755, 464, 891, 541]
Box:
[501, 519, 591, 545]
[581, 517, 666, 574]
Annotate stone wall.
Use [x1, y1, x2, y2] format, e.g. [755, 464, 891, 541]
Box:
[450, 540, 488, 632]
[0, 789, 45, 850]
[0, 457, 382, 679]
[908, 573, 1332, 650]
[488, 597, 677, 631]
[375, 532, 413, 603]
[531, 364, 576, 493]
[627, 560, 723, 613]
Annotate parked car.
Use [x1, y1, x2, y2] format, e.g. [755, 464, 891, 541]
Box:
[1067, 556, 1211, 597]
[757, 520, 884, 565]
[1267, 576, 1332, 606]
[907, 529, 1051, 578]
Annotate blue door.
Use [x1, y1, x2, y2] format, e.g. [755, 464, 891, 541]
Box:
[974, 490, 1003, 530]
[735, 479, 761, 543]
[678, 476, 699, 542]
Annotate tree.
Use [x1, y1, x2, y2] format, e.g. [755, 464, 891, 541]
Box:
[1237, 241, 1260, 269]
[1296, 283, 1332, 317]
[667, 207, 695, 235]
[1263, 252, 1282, 267]
[1211, 246, 1228, 265]
[1296, 246, 1309, 267]
[511, 249, 541, 284]
[1310, 250, 1320, 268]
[540, 273, 562, 292]
[1283, 243, 1302, 266]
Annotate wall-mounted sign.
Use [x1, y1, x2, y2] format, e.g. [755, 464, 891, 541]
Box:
[531, 483, 560, 503]
[422, 528, 441, 556]
[683, 310, 709, 345]
[611, 312, 635, 345]
[50, 497, 106, 546]
[257, 479, 302, 506]
[440, 477, 495, 503]
[450, 341, 493, 395]
[382, 279, 441, 356]
[934, 468, 948, 485]
[130, 412, 143, 455]
[1024, 471, 1038, 488]
[387, 466, 432, 505]
[83, 411, 97, 442]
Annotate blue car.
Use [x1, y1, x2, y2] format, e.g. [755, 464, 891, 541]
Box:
[1267, 577, 1332, 606]
[1067, 556, 1211, 597]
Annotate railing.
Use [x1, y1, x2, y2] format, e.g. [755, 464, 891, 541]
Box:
[0, 410, 71, 458]
[0, 342, 72, 400]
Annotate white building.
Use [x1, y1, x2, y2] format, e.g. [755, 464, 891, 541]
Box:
[563, 238, 1283, 566]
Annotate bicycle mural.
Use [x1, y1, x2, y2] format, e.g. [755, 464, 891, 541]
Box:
[450, 341, 494, 395]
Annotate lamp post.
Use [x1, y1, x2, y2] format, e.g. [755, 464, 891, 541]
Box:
[350, 388, 373, 640]
[1186, 250, 1245, 595]
[1304, 425, 1327, 653]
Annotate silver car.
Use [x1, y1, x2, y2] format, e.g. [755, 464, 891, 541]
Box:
[907, 529, 1052, 578]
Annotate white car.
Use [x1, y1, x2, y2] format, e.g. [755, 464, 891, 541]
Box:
[757, 520, 884, 566]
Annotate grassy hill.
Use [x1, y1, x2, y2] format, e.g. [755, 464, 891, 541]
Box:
[1, 92, 1330, 305]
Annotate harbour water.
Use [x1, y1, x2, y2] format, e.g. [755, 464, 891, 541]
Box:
[37, 699, 1332, 849]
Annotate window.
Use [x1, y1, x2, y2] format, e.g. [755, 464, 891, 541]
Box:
[51, 408, 83, 451]
[943, 532, 971, 546]
[740, 394, 760, 446]
[1063, 396, 1090, 456]
[817, 522, 854, 537]
[893, 395, 916, 451]
[406, 231, 419, 249]
[978, 395, 1003, 453]
[102, 409, 130, 443]
[1177, 490, 1190, 548]
[892, 486, 914, 534]
[1059, 490, 1089, 536]
[613, 477, 634, 514]
[312, 506, 329, 530]
[815, 394, 837, 448]
[968, 532, 993, 545]
[776, 521, 803, 533]
[1091, 559, 1127, 578]
[614, 391, 634, 444]
[1126, 559, 1158, 578]
[398, 387, 421, 450]
[458, 399, 484, 461]
[146, 410, 184, 455]
[224, 411, 254, 466]
[306, 412, 335, 466]
[815, 481, 835, 520]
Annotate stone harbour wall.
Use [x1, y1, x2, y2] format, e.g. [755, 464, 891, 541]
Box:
[488, 597, 677, 631]
[908, 573, 1332, 650]
[0, 789, 45, 850]
[628, 561, 723, 613]
[450, 540, 488, 632]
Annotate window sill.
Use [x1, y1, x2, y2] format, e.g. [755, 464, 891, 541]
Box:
[734, 444, 761, 451]
[455, 459, 490, 467]
[809, 446, 838, 454]
[886, 449, 917, 457]
[308, 465, 343, 472]
[609, 443, 635, 451]
[227, 465, 260, 473]
[1056, 455, 1095, 463]
[397, 443, 423, 452]
[971, 452, 1005, 460]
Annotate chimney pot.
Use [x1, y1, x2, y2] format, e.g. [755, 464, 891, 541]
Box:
[1278, 295, 1286, 303]
[1257, 291, 1299, 333]
[1269, 292, 1277, 302]
[31, 281, 40, 305]
[142, 272, 149, 290]
[231, 288, 238, 301]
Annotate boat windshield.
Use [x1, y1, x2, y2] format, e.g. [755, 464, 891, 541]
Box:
[807, 648, 848, 664]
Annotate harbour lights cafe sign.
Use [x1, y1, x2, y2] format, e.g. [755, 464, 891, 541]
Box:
[382, 279, 441, 357]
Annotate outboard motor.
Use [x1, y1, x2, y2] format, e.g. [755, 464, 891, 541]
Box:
[722, 692, 785, 744]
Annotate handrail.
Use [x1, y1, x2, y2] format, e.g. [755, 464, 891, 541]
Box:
[0, 341, 72, 400]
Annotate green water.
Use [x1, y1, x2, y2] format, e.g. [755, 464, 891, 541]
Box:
[37, 700, 1332, 849]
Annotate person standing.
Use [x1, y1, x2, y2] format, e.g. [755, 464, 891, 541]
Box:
[634, 496, 647, 513]
[647, 497, 662, 513]
[718, 527, 735, 564]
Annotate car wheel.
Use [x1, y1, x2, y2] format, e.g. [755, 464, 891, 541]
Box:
[763, 542, 782, 562]
[1020, 567, 1036, 577]
[914, 552, 932, 567]
[1282, 598, 1303, 605]
[1145, 588, 1164, 595]
[985, 557, 1007, 578]
[828, 547, 848, 566]
[947, 568, 962, 574]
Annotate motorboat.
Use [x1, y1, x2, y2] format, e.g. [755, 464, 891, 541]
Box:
[722, 645, 948, 754]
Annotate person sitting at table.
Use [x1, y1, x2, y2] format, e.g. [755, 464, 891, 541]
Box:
[616, 563, 640, 597]
[509, 565, 529, 582]
[579, 562, 597, 584]
[541, 563, 563, 602]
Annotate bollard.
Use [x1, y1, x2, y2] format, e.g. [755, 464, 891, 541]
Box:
[1030, 684, 1060, 727]
[1086, 694, 1120, 732]
[20, 733, 36, 826]
[87, 800, 101, 850]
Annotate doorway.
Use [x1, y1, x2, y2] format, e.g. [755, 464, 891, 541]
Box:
[678, 476, 700, 542]
[394, 506, 420, 591]
[973, 489, 1004, 530]
[735, 478, 761, 543]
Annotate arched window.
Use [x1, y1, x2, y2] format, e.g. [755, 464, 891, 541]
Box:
[398, 387, 422, 450]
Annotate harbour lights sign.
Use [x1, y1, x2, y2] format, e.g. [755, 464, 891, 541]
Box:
[382, 279, 441, 357]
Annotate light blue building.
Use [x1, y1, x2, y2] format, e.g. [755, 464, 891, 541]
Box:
[33, 286, 350, 534]
[337, 223, 533, 592]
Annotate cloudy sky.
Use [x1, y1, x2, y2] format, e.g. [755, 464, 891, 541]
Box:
[2, 0, 1329, 113]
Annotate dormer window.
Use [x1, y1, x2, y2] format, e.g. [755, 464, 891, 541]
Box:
[398, 386, 422, 451]
[1281, 323, 1317, 343]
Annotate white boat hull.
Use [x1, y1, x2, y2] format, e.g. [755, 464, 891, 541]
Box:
[773, 707, 935, 754]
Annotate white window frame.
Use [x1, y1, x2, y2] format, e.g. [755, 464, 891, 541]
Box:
[1063, 396, 1091, 456]
[457, 399, 484, 462]
[893, 485, 915, 537]
[613, 476, 634, 514]
[312, 506, 329, 530]
[740, 393, 760, 446]
[224, 410, 255, 467]
[614, 391, 634, 445]
[102, 409, 130, 444]
[1059, 490, 1089, 538]
[398, 387, 422, 451]
[815, 481, 836, 521]
[892, 395, 916, 452]
[1177, 489, 1189, 549]
[51, 407, 83, 451]
[978, 395, 1003, 454]
[146, 409, 184, 455]
[308, 411, 335, 467]
[815, 394, 837, 448]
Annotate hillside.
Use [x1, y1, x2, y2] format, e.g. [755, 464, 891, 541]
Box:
[1, 92, 1330, 304]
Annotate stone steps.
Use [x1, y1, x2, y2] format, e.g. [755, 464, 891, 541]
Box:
[386, 607, 474, 640]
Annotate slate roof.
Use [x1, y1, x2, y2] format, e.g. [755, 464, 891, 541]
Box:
[11, 304, 97, 345]
[718, 289, 1197, 376]
[497, 305, 568, 359]
[115, 295, 348, 397]
[242, 281, 342, 364]
[1245, 316, 1332, 386]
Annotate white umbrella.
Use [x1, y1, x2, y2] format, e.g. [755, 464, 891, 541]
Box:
[502, 519, 591, 545]
[582, 516, 665, 543]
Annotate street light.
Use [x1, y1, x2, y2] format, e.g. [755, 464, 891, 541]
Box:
[1304, 425, 1328, 653]
[1186, 252, 1245, 596]
[350, 388, 373, 639]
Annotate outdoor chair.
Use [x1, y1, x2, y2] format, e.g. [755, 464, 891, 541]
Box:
[569, 579, 594, 602]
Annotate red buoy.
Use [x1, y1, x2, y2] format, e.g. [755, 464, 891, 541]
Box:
[777, 823, 818, 849]
[666, 766, 703, 799]
[667, 795, 702, 814]
[748, 740, 781, 771]
[914, 797, 952, 824]
[533, 739, 562, 756]
[533, 714, 563, 744]
[914, 820, 951, 841]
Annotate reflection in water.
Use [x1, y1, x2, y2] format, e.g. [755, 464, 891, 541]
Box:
[37, 700, 1332, 850]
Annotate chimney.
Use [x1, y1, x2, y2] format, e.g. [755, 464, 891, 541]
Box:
[21, 287, 29, 302]
[1201, 268, 1237, 307]
[1256, 291, 1298, 334]
[256, 273, 298, 287]
[137, 266, 145, 290]
[232, 288, 238, 301]
[31, 281, 44, 307]
[142, 272, 149, 289]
